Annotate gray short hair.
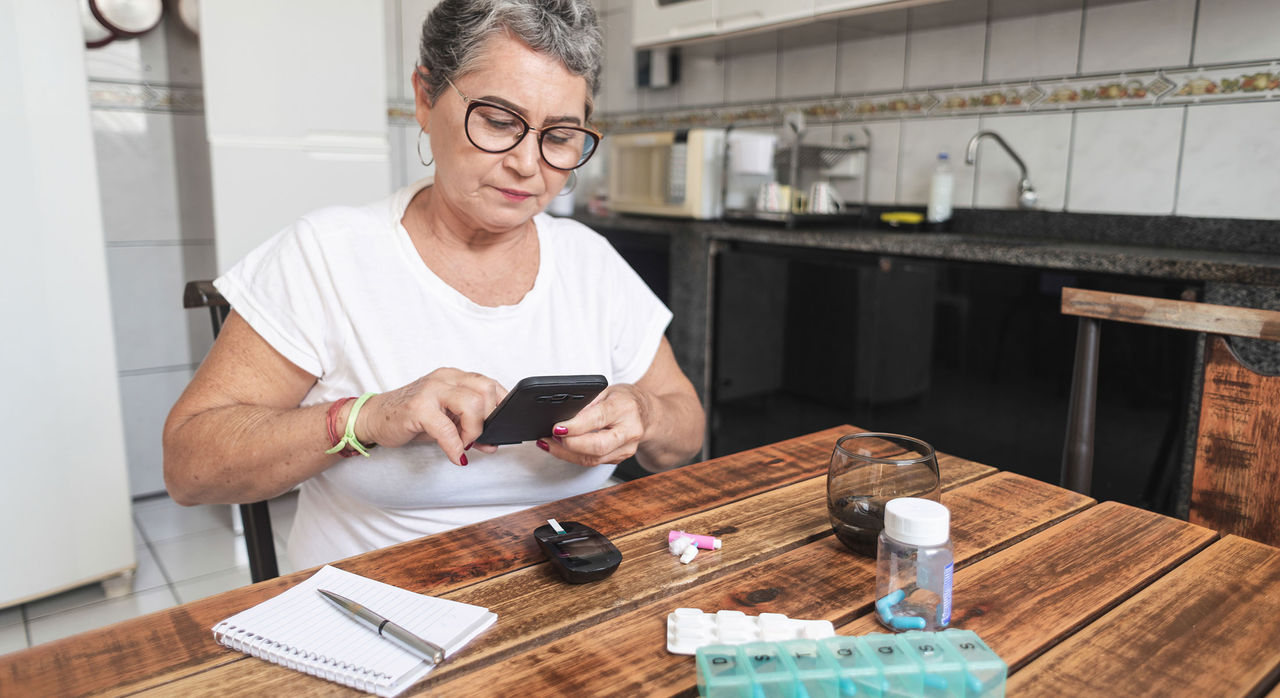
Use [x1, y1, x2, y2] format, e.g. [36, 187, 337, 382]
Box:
[418, 0, 603, 118]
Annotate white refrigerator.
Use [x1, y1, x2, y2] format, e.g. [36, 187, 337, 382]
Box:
[0, 0, 135, 608]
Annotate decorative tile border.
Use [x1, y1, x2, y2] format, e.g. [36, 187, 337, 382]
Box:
[88, 80, 204, 113]
[388, 101, 415, 124]
[90, 59, 1279, 127]
[1163, 62, 1280, 104]
[597, 60, 1280, 133]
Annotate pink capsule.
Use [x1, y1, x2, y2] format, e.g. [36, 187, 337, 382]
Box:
[668, 530, 722, 550]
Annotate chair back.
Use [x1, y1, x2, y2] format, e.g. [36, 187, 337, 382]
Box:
[1061, 287, 1280, 546]
[183, 280, 279, 582]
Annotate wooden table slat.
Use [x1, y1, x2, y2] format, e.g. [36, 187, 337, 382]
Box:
[0, 426, 864, 697]
[418, 471, 1090, 697]
[139, 454, 1003, 697]
[1008, 534, 1280, 697]
[10, 428, 1272, 698]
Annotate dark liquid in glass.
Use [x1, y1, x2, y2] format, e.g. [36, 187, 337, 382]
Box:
[829, 498, 885, 557]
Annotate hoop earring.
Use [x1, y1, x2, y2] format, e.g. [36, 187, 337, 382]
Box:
[416, 128, 433, 167]
[559, 170, 578, 196]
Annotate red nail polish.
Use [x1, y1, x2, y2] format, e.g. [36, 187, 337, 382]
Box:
[552, 435, 563, 445]
[536, 440, 550, 452]
[465, 442, 473, 450]
[460, 453, 469, 466]
[553, 426, 568, 436]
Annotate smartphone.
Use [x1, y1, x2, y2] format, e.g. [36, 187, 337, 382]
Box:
[476, 375, 608, 446]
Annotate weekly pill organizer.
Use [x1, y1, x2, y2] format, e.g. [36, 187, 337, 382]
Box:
[695, 630, 1007, 698]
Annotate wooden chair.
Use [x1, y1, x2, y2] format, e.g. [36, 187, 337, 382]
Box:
[1061, 287, 1280, 546]
[183, 281, 280, 583]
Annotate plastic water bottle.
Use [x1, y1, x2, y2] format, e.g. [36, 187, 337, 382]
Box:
[874, 498, 953, 632]
[926, 152, 953, 226]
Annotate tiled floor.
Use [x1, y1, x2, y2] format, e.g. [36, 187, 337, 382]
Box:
[0, 492, 298, 654]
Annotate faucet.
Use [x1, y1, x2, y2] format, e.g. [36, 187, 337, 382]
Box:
[965, 131, 1038, 209]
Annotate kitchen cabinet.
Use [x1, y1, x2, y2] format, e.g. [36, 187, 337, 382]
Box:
[710, 245, 1197, 514]
[715, 0, 815, 35]
[814, 0, 931, 15]
[632, 0, 717, 48]
[634, 0, 942, 47]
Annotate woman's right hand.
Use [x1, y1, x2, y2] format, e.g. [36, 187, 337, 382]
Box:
[354, 368, 506, 465]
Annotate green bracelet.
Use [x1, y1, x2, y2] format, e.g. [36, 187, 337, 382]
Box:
[325, 392, 377, 457]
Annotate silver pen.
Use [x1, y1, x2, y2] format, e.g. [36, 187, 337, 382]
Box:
[318, 589, 445, 664]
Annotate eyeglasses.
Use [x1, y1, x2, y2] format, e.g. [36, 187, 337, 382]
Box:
[435, 74, 602, 171]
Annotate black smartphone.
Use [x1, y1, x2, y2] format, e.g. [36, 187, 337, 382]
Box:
[533, 520, 622, 583]
[476, 374, 608, 446]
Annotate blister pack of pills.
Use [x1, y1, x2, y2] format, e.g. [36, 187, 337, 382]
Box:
[666, 608, 836, 655]
[696, 630, 1007, 698]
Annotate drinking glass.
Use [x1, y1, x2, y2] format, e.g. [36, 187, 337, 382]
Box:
[827, 433, 941, 556]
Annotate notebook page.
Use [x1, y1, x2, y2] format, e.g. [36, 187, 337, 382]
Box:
[213, 565, 496, 696]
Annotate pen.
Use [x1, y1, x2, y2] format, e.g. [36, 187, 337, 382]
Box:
[317, 589, 445, 664]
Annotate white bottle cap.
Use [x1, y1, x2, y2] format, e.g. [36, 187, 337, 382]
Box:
[884, 498, 950, 546]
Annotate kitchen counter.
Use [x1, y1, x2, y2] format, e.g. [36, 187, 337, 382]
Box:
[575, 212, 1280, 286]
[581, 209, 1280, 512]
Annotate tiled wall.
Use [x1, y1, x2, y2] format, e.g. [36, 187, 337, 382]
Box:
[87, 16, 214, 497]
[593, 0, 1280, 220]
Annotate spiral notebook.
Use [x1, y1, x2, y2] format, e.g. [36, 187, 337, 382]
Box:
[212, 565, 496, 697]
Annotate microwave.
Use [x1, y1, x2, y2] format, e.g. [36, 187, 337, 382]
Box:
[608, 129, 726, 219]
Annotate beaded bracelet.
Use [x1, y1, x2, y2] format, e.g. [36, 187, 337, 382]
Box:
[325, 392, 377, 457]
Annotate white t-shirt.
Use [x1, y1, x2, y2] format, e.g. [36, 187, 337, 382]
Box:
[214, 179, 672, 568]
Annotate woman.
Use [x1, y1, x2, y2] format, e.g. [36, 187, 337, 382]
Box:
[163, 0, 704, 569]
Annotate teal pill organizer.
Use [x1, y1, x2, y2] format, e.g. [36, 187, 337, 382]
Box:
[695, 629, 1006, 697]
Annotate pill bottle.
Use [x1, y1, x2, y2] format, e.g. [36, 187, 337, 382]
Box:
[874, 497, 953, 631]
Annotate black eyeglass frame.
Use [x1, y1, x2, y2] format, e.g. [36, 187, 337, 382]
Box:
[419, 70, 603, 171]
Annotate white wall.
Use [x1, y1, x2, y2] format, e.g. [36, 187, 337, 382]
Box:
[0, 0, 134, 606]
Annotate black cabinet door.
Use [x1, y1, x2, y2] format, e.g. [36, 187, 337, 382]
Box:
[712, 246, 1198, 512]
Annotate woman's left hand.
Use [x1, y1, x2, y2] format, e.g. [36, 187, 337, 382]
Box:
[536, 384, 653, 467]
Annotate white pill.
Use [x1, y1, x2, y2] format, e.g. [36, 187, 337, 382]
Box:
[758, 613, 790, 641]
[669, 535, 696, 556]
[680, 544, 698, 564]
[801, 621, 835, 639]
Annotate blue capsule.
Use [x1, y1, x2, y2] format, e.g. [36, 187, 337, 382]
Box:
[889, 616, 926, 630]
[875, 589, 905, 623]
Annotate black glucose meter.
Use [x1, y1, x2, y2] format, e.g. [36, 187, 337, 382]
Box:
[533, 520, 622, 584]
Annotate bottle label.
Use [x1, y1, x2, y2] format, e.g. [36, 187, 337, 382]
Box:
[939, 562, 953, 625]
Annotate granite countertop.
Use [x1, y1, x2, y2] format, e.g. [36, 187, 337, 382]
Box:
[575, 212, 1280, 287]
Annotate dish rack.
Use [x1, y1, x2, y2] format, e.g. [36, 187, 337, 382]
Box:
[721, 119, 871, 229]
[774, 144, 863, 172]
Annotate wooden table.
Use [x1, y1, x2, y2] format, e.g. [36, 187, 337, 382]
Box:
[5, 426, 1280, 696]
